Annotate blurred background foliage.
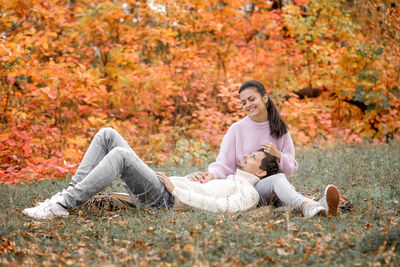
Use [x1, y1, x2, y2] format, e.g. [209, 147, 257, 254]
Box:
[0, 0, 398, 183]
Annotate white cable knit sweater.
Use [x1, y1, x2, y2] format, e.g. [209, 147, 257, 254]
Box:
[170, 169, 260, 212]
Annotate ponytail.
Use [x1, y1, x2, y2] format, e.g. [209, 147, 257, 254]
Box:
[239, 80, 288, 139]
[266, 98, 288, 138]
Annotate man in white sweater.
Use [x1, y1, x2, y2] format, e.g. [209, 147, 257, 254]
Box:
[22, 128, 336, 220]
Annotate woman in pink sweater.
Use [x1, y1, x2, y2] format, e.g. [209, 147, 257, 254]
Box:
[188, 80, 298, 204]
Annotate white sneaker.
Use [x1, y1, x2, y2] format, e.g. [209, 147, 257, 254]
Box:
[22, 192, 69, 220]
[302, 201, 326, 218]
[319, 184, 340, 216]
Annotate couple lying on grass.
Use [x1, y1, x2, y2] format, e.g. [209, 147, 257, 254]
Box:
[23, 128, 340, 220]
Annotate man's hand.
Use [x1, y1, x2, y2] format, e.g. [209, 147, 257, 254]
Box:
[155, 171, 175, 193]
[261, 142, 281, 162]
[186, 172, 214, 183]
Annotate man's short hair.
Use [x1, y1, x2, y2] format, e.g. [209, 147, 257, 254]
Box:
[258, 149, 279, 179]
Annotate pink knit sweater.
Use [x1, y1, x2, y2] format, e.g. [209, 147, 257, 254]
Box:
[208, 116, 298, 179]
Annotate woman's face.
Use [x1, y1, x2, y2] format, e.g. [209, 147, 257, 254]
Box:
[239, 87, 268, 122]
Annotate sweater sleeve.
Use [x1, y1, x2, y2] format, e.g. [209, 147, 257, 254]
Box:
[208, 126, 237, 179]
[278, 132, 298, 177]
[171, 184, 259, 213]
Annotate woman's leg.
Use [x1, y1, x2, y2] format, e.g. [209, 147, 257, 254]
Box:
[62, 147, 173, 209]
[70, 128, 133, 186]
[254, 173, 311, 210]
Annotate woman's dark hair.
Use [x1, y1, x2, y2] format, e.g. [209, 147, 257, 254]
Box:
[258, 149, 279, 179]
[239, 80, 288, 138]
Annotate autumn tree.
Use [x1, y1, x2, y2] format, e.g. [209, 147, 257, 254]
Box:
[0, 0, 398, 183]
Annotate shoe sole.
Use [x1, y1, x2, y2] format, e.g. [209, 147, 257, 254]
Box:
[326, 185, 340, 216]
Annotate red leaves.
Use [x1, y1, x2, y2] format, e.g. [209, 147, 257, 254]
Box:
[0, 125, 78, 184]
[6, 76, 14, 85]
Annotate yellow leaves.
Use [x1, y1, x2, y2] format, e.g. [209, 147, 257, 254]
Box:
[40, 36, 49, 50]
[215, 23, 224, 32]
[46, 32, 58, 38]
[304, 35, 312, 41]
[51, 77, 60, 88]
[144, 27, 178, 47]
[68, 136, 88, 148]
[88, 116, 106, 128]
[65, 136, 88, 163]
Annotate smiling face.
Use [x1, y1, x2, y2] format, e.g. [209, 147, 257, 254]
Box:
[237, 151, 267, 178]
[239, 87, 269, 122]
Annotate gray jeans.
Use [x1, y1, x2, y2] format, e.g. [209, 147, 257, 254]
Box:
[254, 173, 311, 210]
[62, 128, 174, 209]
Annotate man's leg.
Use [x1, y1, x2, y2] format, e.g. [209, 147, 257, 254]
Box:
[69, 128, 133, 186]
[63, 147, 173, 209]
[23, 146, 173, 219]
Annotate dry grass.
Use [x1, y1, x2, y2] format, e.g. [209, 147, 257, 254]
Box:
[1, 141, 399, 266]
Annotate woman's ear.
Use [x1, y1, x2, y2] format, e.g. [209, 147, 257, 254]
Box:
[263, 95, 268, 105]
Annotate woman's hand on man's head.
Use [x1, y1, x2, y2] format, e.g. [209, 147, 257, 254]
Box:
[261, 142, 281, 163]
[186, 172, 214, 183]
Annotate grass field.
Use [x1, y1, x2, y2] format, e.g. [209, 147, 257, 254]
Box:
[1, 142, 399, 266]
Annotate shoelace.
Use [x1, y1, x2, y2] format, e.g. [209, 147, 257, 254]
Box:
[34, 198, 51, 208]
[32, 200, 54, 218]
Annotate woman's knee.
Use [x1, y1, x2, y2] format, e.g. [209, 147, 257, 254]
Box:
[256, 173, 287, 192]
[267, 173, 297, 195]
[260, 173, 287, 185]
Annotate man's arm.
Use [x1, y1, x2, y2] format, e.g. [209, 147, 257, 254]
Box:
[155, 172, 175, 193]
[186, 172, 214, 183]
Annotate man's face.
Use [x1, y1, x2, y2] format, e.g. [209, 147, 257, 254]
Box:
[237, 151, 266, 178]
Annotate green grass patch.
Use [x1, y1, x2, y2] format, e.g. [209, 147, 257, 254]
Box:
[1, 142, 399, 265]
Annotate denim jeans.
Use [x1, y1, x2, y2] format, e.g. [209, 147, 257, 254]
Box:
[62, 128, 174, 209]
[254, 173, 311, 210]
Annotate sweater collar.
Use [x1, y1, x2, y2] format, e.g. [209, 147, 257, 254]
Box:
[245, 116, 269, 129]
[234, 169, 260, 185]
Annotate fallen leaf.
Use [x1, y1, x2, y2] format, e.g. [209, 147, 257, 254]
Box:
[183, 244, 194, 254]
[277, 247, 290, 256]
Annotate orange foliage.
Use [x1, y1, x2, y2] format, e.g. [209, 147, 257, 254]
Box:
[0, 0, 399, 183]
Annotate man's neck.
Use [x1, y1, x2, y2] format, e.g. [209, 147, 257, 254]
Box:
[234, 169, 260, 185]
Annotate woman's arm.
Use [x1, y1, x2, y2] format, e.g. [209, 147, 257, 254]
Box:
[261, 132, 297, 177]
[207, 126, 237, 179]
[277, 132, 298, 177]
